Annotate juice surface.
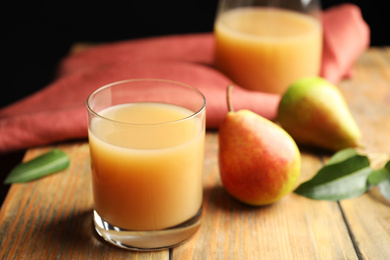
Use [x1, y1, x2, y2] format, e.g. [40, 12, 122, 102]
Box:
[214, 7, 322, 94]
[89, 103, 205, 230]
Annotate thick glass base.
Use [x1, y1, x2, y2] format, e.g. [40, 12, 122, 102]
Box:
[93, 209, 202, 251]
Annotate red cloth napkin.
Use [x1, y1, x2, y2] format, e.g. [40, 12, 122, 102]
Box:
[320, 4, 370, 82]
[0, 4, 369, 153]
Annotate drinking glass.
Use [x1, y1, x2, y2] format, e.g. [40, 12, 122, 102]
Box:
[214, 0, 322, 94]
[86, 79, 206, 250]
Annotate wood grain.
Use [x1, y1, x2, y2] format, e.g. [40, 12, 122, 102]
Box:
[1, 48, 390, 259]
[173, 134, 357, 260]
[0, 143, 169, 259]
[337, 48, 390, 260]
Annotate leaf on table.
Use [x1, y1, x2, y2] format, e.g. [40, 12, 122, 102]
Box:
[3, 149, 70, 184]
[368, 161, 390, 202]
[294, 148, 372, 201]
[326, 148, 360, 165]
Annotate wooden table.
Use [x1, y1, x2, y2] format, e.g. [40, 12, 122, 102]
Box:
[1, 48, 390, 259]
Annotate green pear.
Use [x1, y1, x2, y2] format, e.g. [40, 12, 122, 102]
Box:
[218, 85, 301, 206]
[277, 77, 362, 152]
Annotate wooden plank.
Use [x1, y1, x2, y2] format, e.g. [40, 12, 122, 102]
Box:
[0, 135, 359, 259]
[172, 138, 358, 258]
[2, 47, 390, 259]
[0, 143, 169, 259]
[340, 192, 390, 260]
[337, 48, 390, 260]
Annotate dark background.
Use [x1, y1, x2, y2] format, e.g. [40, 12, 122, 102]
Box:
[0, 1, 388, 109]
[0, 1, 388, 203]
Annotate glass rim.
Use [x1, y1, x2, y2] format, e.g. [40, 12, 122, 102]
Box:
[86, 78, 207, 126]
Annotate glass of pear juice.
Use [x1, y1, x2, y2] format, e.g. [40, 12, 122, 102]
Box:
[214, 0, 322, 94]
[86, 79, 206, 250]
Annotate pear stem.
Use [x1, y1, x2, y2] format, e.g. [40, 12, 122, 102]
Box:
[227, 84, 235, 113]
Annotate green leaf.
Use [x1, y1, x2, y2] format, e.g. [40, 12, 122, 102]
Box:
[368, 161, 390, 202]
[294, 149, 372, 200]
[4, 149, 70, 184]
[326, 148, 359, 166]
[368, 161, 390, 185]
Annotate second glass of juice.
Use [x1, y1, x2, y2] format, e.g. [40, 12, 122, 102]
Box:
[86, 79, 206, 250]
[214, 0, 322, 94]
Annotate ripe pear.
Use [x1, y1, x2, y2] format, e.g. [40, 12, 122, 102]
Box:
[218, 85, 301, 206]
[277, 77, 362, 151]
